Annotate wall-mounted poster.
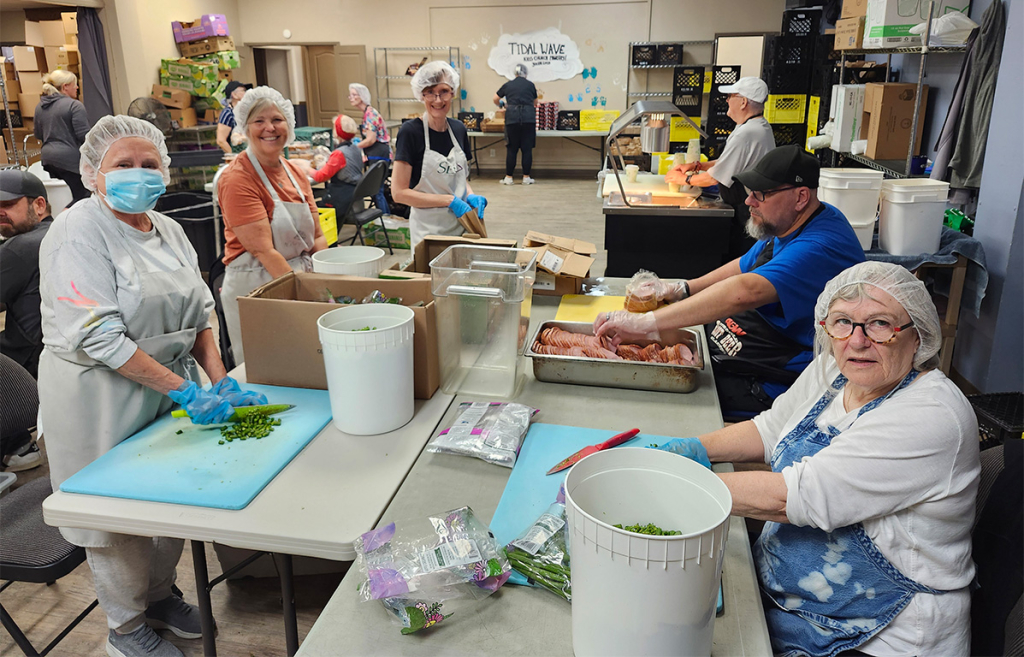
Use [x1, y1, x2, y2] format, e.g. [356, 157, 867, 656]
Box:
[488, 27, 584, 82]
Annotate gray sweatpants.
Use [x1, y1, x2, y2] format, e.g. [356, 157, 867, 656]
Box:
[85, 536, 184, 632]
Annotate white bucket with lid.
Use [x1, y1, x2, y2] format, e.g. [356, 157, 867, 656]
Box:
[312, 246, 386, 277]
[849, 216, 876, 250]
[317, 304, 415, 435]
[565, 448, 732, 656]
[878, 180, 950, 256]
[818, 168, 884, 225]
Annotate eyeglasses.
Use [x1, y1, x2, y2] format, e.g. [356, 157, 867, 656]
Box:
[819, 317, 915, 344]
[422, 89, 454, 101]
[745, 186, 797, 202]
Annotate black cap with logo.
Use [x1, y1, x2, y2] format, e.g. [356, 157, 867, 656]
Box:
[0, 169, 48, 202]
[733, 144, 820, 192]
[224, 81, 253, 98]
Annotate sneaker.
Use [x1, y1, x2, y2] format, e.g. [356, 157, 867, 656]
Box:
[107, 625, 184, 657]
[2, 442, 41, 472]
[500, 176, 514, 185]
[522, 176, 536, 185]
[145, 594, 205, 639]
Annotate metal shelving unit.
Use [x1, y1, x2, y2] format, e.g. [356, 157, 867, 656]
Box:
[373, 47, 462, 122]
[626, 40, 714, 106]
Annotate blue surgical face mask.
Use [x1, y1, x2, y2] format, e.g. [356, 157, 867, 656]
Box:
[100, 168, 166, 214]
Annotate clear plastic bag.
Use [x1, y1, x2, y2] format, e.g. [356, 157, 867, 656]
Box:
[624, 269, 661, 313]
[426, 402, 539, 468]
[353, 506, 511, 634]
[505, 488, 571, 601]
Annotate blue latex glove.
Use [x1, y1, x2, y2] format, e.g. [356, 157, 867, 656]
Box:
[168, 380, 234, 425]
[211, 376, 268, 407]
[466, 194, 487, 219]
[649, 438, 712, 469]
[352, 137, 362, 146]
[448, 195, 473, 218]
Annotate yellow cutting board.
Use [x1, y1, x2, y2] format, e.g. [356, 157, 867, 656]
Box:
[554, 295, 626, 322]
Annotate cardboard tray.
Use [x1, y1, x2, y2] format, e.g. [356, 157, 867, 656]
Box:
[525, 320, 704, 393]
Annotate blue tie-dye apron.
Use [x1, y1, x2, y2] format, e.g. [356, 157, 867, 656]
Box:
[754, 371, 947, 657]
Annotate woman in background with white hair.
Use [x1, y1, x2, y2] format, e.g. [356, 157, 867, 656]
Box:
[652, 261, 980, 656]
[347, 82, 391, 163]
[217, 86, 326, 364]
[392, 61, 487, 246]
[494, 62, 538, 185]
[38, 115, 266, 657]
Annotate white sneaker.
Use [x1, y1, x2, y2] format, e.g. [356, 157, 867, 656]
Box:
[522, 177, 536, 185]
[500, 176, 514, 185]
[2, 442, 41, 472]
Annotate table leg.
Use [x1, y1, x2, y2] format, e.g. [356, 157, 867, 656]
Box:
[276, 553, 299, 656]
[191, 540, 217, 657]
[472, 137, 481, 177]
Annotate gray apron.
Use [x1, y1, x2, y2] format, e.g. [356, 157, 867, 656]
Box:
[221, 151, 315, 363]
[409, 114, 469, 247]
[39, 207, 209, 547]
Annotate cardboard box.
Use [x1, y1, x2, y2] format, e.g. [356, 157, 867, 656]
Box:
[18, 94, 42, 118]
[3, 79, 22, 96]
[830, 84, 865, 153]
[171, 14, 230, 43]
[860, 83, 929, 160]
[198, 109, 219, 124]
[218, 69, 233, 81]
[193, 96, 224, 113]
[12, 47, 46, 72]
[178, 36, 236, 58]
[21, 117, 33, 132]
[522, 230, 595, 296]
[17, 73, 41, 95]
[161, 57, 218, 83]
[362, 215, 412, 249]
[841, 0, 868, 18]
[159, 75, 226, 98]
[170, 107, 198, 128]
[24, 20, 66, 48]
[55, 47, 79, 67]
[238, 273, 440, 400]
[195, 50, 240, 70]
[151, 84, 192, 109]
[835, 17, 866, 50]
[410, 235, 519, 274]
[2, 62, 16, 81]
[864, 0, 970, 49]
[61, 12, 78, 36]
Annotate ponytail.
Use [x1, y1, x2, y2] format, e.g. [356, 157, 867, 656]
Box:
[41, 70, 77, 97]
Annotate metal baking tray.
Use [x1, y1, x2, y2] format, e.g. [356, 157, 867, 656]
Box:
[525, 320, 705, 393]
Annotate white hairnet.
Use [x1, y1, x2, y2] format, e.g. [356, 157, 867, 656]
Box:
[814, 261, 941, 370]
[234, 86, 296, 144]
[79, 115, 172, 192]
[349, 83, 371, 106]
[410, 61, 460, 98]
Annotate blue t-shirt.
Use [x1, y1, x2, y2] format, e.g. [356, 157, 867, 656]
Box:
[218, 107, 235, 129]
[739, 201, 866, 374]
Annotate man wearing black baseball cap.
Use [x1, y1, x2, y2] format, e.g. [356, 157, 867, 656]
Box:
[216, 80, 254, 154]
[597, 145, 865, 419]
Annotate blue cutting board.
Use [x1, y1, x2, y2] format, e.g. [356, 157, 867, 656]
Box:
[60, 384, 332, 510]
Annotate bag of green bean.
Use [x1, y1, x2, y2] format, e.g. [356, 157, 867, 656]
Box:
[505, 497, 571, 602]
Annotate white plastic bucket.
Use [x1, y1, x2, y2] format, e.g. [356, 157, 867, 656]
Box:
[27, 162, 73, 215]
[565, 448, 732, 657]
[312, 246, 385, 277]
[849, 216, 876, 250]
[880, 178, 950, 204]
[317, 304, 415, 435]
[818, 168, 884, 225]
[878, 198, 946, 256]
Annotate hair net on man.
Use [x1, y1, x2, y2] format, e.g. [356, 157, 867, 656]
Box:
[814, 261, 941, 370]
[79, 115, 172, 192]
[349, 83, 372, 106]
[233, 86, 296, 144]
[410, 61, 460, 98]
[514, 63, 529, 78]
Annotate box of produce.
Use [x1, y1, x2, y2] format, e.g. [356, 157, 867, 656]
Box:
[196, 50, 240, 70]
[161, 58, 218, 83]
[178, 36, 235, 58]
[159, 75, 226, 98]
[171, 14, 230, 44]
[361, 215, 412, 249]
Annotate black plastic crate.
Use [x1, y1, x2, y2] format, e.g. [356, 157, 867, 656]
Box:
[631, 44, 657, 66]
[458, 111, 483, 131]
[556, 110, 580, 131]
[657, 44, 684, 66]
[771, 123, 806, 148]
[155, 192, 218, 273]
[672, 66, 704, 111]
[703, 135, 730, 161]
[0, 110, 22, 129]
[770, 35, 816, 67]
[711, 65, 742, 89]
[782, 8, 822, 37]
[969, 392, 1024, 448]
[767, 64, 813, 94]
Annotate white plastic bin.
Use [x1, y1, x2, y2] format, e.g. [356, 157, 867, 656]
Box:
[312, 246, 385, 277]
[565, 448, 732, 657]
[849, 216, 876, 250]
[818, 168, 884, 225]
[878, 179, 950, 256]
[317, 304, 415, 435]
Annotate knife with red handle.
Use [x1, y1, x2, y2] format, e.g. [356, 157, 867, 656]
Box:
[546, 428, 641, 475]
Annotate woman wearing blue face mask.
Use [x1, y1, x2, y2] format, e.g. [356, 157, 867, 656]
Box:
[36, 115, 266, 657]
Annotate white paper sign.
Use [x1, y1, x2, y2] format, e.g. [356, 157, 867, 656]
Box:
[488, 28, 584, 82]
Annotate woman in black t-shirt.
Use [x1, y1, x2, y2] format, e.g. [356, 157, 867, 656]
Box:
[494, 63, 539, 185]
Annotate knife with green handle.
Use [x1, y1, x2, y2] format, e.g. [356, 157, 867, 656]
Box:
[171, 404, 295, 422]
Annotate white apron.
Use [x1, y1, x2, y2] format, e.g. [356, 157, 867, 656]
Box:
[221, 151, 315, 363]
[39, 207, 209, 547]
[409, 114, 470, 247]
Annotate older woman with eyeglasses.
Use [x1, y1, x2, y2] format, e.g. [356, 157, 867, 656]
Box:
[653, 260, 981, 657]
[391, 61, 487, 247]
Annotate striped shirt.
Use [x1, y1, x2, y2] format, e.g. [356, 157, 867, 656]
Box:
[218, 106, 236, 129]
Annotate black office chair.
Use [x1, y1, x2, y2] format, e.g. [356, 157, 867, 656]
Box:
[342, 161, 393, 254]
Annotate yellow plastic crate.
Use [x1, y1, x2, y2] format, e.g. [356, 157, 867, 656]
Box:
[318, 207, 338, 246]
[806, 96, 821, 152]
[580, 109, 620, 132]
[669, 117, 702, 142]
[765, 94, 807, 124]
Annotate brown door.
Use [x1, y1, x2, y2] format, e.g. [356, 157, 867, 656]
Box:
[303, 45, 367, 127]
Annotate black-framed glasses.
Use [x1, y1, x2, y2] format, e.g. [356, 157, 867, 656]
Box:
[422, 89, 454, 101]
[819, 317, 915, 344]
[745, 186, 797, 202]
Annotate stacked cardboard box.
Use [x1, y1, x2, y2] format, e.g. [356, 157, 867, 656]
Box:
[162, 15, 241, 122]
[523, 231, 596, 296]
[9, 13, 80, 135]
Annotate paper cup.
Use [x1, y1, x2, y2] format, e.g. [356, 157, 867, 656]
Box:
[625, 164, 639, 183]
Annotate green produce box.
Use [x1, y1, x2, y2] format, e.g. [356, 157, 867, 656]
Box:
[159, 75, 226, 98]
[193, 95, 224, 112]
[362, 216, 412, 249]
[196, 50, 240, 70]
[160, 57, 218, 82]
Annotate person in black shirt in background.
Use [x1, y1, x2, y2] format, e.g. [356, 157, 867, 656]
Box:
[495, 63, 539, 185]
